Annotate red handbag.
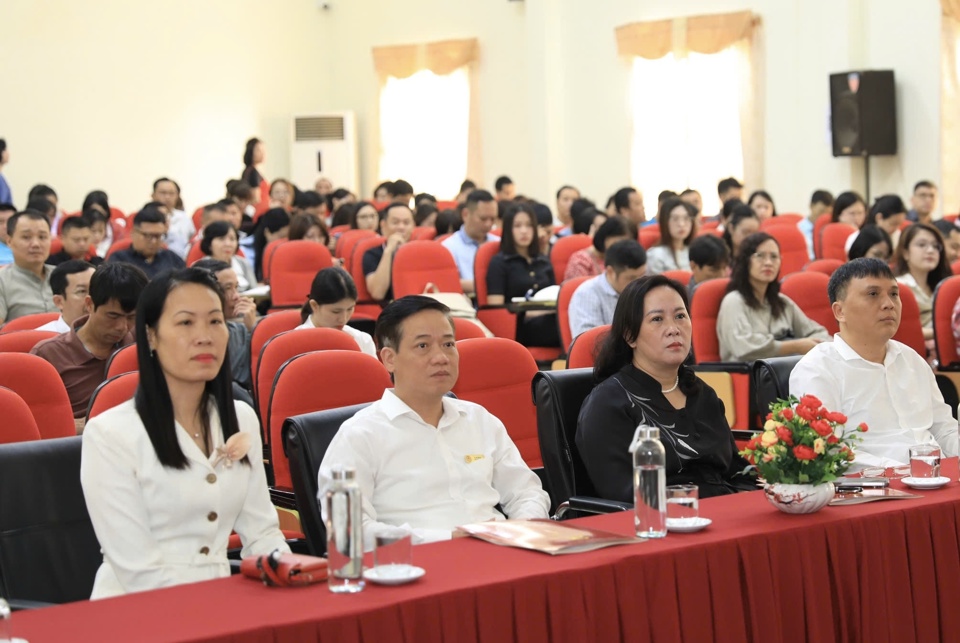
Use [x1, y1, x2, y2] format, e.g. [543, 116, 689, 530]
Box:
[240, 550, 329, 587]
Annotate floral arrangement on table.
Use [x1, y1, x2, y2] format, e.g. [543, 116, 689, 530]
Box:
[739, 395, 868, 513]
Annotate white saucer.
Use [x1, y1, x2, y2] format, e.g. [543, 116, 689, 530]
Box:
[363, 564, 425, 586]
[901, 476, 951, 490]
[665, 517, 712, 533]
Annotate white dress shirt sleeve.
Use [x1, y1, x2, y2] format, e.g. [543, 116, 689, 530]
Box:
[489, 417, 551, 520]
[925, 368, 960, 457]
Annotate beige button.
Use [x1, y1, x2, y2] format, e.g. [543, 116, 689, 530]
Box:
[206, 473, 217, 484]
[199, 546, 210, 555]
[207, 511, 218, 522]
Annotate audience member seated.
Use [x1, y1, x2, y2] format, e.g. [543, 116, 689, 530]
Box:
[373, 181, 391, 202]
[933, 218, 960, 264]
[893, 223, 951, 343]
[199, 221, 256, 291]
[269, 178, 295, 211]
[388, 179, 415, 206]
[687, 235, 730, 296]
[193, 258, 257, 391]
[646, 197, 697, 274]
[108, 206, 186, 279]
[680, 188, 703, 218]
[907, 180, 938, 224]
[715, 177, 744, 219]
[799, 189, 834, 259]
[441, 189, 498, 295]
[611, 186, 646, 226]
[25, 195, 58, 229]
[0, 138, 10, 207]
[81, 268, 288, 599]
[717, 232, 829, 361]
[568, 240, 647, 340]
[790, 258, 958, 470]
[0, 202, 16, 265]
[153, 177, 192, 259]
[318, 296, 549, 549]
[0, 209, 58, 324]
[747, 190, 777, 221]
[38, 260, 96, 333]
[577, 276, 755, 501]
[363, 203, 415, 302]
[295, 266, 376, 357]
[486, 204, 561, 348]
[532, 202, 554, 257]
[251, 207, 290, 282]
[414, 202, 438, 229]
[31, 263, 147, 421]
[494, 175, 515, 203]
[83, 197, 115, 258]
[554, 185, 581, 237]
[847, 224, 893, 261]
[721, 202, 760, 263]
[349, 201, 380, 232]
[434, 208, 462, 237]
[564, 215, 634, 281]
[866, 194, 908, 248]
[48, 215, 102, 266]
[831, 191, 867, 228]
[288, 213, 331, 256]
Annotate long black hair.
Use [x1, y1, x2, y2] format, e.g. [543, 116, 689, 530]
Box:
[593, 275, 698, 396]
[727, 232, 786, 318]
[135, 268, 245, 470]
[253, 208, 290, 281]
[300, 267, 359, 323]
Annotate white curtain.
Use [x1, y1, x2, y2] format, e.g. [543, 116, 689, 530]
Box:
[942, 10, 960, 215]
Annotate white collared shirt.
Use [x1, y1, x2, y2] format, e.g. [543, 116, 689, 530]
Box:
[318, 389, 550, 550]
[36, 315, 70, 334]
[789, 334, 959, 469]
[294, 316, 377, 357]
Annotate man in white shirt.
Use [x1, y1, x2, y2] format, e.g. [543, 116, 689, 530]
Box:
[790, 258, 959, 469]
[318, 295, 550, 549]
[567, 240, 646, 343]
[38, 260, 96, 333]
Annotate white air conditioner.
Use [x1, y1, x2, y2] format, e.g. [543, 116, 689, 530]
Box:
[290, 112, 359, 195]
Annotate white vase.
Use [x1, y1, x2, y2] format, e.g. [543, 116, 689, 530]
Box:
[764, 482, 835, 514]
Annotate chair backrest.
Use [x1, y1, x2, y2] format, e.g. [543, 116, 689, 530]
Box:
[105, 343, 138, 378]
[820, 223, 857, 262]
[550, 234, 591, 283]
[452, 317, 487, 340]
[249, 310, 303, 389]
[661, 269, 693, 285]
[689, 277, 731, 362]
[256, 327, 361, 425]
[350, 236, 388, 304]
[284, 402, 370, 556]
[185, 242, 207, 266]
[638, 227, 661, 250]
[269, 241, 334, 307]
[268, 351, 393, 491]
[752, 356, 803, 420]
[0, 330, 59, 353]
[894, 285, 927, 357]
[812, 213, 832, 259]
[0, 312, 60, 334]
[765, 224, 808, 277]
[567, 325, 610, 369]
[532, 368, 597, 512]
[261, 239, 286, 284]
[86, 372, 139, 420]
[0, 436, 101, 603]
[473, 240, 501, 307]
[557, 276, 590, 351]
[410, 226, 438, 241]
[0, 386, 42, 444]
[104, 237, 134, 259]
[392, 241, 462, 298]
[780, 271, 838, 335]
[0, 353, 75, 439]
[933, 275, 960, 368]
[759, 213, 804, 229]
[803, 258, 844, 276]
[452, 338, 542, 468]
[336, 230, 378, 272]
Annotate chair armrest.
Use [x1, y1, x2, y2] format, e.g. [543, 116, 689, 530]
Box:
[692, 361, 752, 374]
[554, 496, 632, 520]
[229, 559, 242, 575]
[8, 598, 54, 610]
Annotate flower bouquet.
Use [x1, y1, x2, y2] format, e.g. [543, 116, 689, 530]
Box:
[739, 394, 868, 513]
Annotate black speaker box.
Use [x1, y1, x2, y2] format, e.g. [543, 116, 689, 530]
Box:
[829, 70, 897, 157]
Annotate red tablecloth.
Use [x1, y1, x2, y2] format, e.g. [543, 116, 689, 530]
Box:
[13, 460, 960, 643]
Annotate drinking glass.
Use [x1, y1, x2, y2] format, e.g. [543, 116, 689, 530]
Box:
[909, 445, 941, 478]
[374, 528, 413, 578]
[665, 484, 699, 520]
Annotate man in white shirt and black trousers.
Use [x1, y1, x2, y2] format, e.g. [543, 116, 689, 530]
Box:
[790, 257, 959, 470]
[318, 295, 550, 550]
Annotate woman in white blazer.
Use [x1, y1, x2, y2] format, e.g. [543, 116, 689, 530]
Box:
[81, 268, 288, 599]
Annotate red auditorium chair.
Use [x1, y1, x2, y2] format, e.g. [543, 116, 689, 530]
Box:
[780, 271, 839, 335]
[391, 241, 461, 298]
[350, 235, 389, 320]
[812, 214, 832, 259]
[765, 224, 808, 278]
[549, 235, 591, 283]
[86, 372, 139, 420]
[0, 330, 59, 353]
[759, 213, 803, 229]
[557, 276, 590, 352]
[567, 324, 610, 369]
[452, 317, 487, 340]
[336, 230, 378, 273]
[820, 223, 857, 262]
[933, 275, 960, 368]
[104, 238, 134, 259]
[269, 241, 334, 308]
[249, 310, 303, 388]
[105, 344, 138, 378]
[452, 338, 542, 468]
[410, 227, 438, 241]
[0, 353, 75, 439]
[638, 227, 661, 250]
[803, 258, 843, 276]
[0, 386, 42, 444]
[894, 286, 927, 358]
[662, 269, 693, 286]
[261, 239, 286, 284]
[0, 312, 60, 334]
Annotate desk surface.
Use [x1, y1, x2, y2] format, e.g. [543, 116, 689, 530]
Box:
[14, 462, 960, 643]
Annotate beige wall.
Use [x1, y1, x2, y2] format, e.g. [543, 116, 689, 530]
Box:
[0, 0, 945, 216]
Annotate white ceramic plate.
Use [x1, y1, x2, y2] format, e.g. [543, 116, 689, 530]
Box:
[665, 517, 712, 533]
[363, 565, 425, 586]
[901, 476, 951, 490]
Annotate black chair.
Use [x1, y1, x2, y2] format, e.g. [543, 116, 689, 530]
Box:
[283, 403, 370, 556]
[752, 355, 803, 418]
[531, 369, 632, 519]
[0, 437, 101, 608]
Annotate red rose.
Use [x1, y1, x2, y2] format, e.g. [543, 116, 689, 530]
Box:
[746, 436, 760, 451]
[775, 426, 794, 446]
[766, 412, 774, 422]
[810, 419, 832, 437]
[793, 445, 817, 461]
[745, 452, 756, 464]
[826, 411, 848, 424]
[857, 422, 869, 433]
[796, 405, 817, 422]
[826, 434, 839, 444]
[799, 394, 822, 409]
[780, 407, 795, 421]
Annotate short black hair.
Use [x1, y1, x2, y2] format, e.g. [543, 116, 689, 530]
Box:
[717, 177, 743, 196]
[459, 180, 477, 193]
[301, 267, 359, 322]
[689, 234, 730, 268]
[593, 215, 637, 253]
[192, 258, 232, 274]
[381, 202, 413, 224]
[569, 198, 596, 222]
[604, 239, 646, 272]
[295, 190, 324, 210]
[374, 295, 453, 351]
[531, 203, 553, 228]
[465, 189, 495, 208]
[27, 184, 57, 202]
[573, 207, 603, 236]
[811, 190, 834, 207]
[60, 216, 91, 235]
[414, 192, 436, 206]
[414, 202, 439, 226]
[869, 194, 907, 222]
[7, 209, 50, 236]
[827, 257, 895, 304]
[389, 180, 414, 197]
[50, 260, 95, 297]
[658, 190, 679, 203]
[374, 181, 394, 198]
[435, 209, 462, 236]
[133, 207, 166, 226]
[152, 177, 180, 194]
[25, 197, 56, 218]
[612, 187, 637, 212]
[89, 262, 149, 311]
[680, 188, 700, 198]
[933, 219, 959, 240]
[914, 180, 937, 193]
[494, 176, 513, 192]
[199, 221, 237, 256]
[831, 191, 865, 223]
[0, 202, 15, 214]
[847, 225, 893, 261]
[556, 185, 579, 199]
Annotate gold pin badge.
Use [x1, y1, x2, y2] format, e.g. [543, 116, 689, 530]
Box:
[464, 454, 485, 464]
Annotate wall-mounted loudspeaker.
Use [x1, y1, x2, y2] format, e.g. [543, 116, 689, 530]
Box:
[829, 70, 897, 157]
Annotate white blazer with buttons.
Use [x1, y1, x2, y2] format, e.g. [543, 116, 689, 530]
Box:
[80, 398, 288, 599]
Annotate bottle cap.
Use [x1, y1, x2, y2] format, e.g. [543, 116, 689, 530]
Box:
[628, 424, 660, 452]
[331, 465, 357, 481]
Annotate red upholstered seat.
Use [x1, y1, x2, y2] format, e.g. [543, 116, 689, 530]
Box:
[0, 353, 75, 439]
[567, 324, 610, 370]
[662, 269, 693, 285]
[336, 229, 378, 272]
[638, 227, 661, 250]
[411, 227, 438, 241]
[269, 241, 334, 308]
[391, 241, 461, 298]
[820, 223, 857, 263]
[780, 271, 838, 335]
[759, 213, 803, 229]
[0, 386, 42, 444]
[0, 312, 60, 334]
[104, 238, 134, 259]
[0, 330, 59, 353]
[557, 276, 590, 352]
[452, 338, 542, 468]
[452, 317, 486, 340]
[765, 225, 808, 278]
[105, 344, 138, 378]
[249, 310, 303, 392]
[812, 213, 832, 259]
[933, 275, 960, 368]
[349, 235, 388, 321]
[86, 372, 139, 420]
[549, 235, 591, 283]
[261, 239, 286, 284]
[803, 258, 843, 276]
[894, 286, 927, 358]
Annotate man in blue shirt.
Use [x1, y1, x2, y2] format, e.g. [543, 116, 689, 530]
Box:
[0, 139, 12, 208]
[0, 203, 15, 265]
[567, 240, 647, 344]
[441, 190, 498, 295]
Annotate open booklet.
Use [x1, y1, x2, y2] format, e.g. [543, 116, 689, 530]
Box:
[829, 487, 921, 506]
[456, 519, 643, 555]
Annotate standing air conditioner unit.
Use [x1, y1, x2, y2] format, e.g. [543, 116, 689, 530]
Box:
[290, 112, 359, 194]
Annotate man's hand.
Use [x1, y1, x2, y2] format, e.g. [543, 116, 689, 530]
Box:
[234, 296, 258, 331]
[385, 233, 406, 254]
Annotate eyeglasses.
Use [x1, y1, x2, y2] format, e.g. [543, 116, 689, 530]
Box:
[135, 229, 167, 242]
[751, 252, 781, 263]
[912, 241, 942, 253]
[668, 215, 692, 223]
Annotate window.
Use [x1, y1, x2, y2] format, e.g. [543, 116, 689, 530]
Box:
[378, 67, 470, 199]
[629, 47, 746, 218]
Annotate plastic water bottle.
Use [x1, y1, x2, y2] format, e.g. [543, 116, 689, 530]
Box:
[0, 597, 10, 642]
[325, 466, 365, 593]
[630, 424, 667, 538]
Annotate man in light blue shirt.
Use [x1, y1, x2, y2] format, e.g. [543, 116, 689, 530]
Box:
[441, 189, 498, 295]
[0, 139, 12, 208]
[799, 189, 834, 260]
[0, 203, 15, 265]
[567, 240, 646, 345]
